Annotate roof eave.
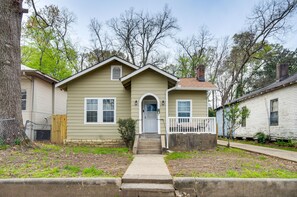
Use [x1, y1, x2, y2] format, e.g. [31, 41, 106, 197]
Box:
[23, 70, 58, 83]
[120, 65, 178, 82]
[56, 56, 138, 88]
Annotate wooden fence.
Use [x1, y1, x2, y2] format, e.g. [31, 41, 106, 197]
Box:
[51, 115, 67, 144]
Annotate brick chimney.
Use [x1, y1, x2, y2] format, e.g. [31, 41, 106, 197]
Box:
[196, 64, 205, 82]
[276, 64, 289, 81]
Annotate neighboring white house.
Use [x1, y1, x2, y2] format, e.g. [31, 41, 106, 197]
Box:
[216, 65, 297, 140]
[21, 65, 67, 140]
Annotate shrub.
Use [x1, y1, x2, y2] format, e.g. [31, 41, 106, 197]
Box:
[275, 139, 297, 147]
[254, 132, 269, 144]
[118, 118, 136, 149]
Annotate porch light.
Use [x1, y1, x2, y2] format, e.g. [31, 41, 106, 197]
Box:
[135, 100, 138, 106]
[162, 100, 165, 106]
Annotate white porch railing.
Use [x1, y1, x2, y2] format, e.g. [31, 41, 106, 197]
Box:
[168, 117, 216, 134]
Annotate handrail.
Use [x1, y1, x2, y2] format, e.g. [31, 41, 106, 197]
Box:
[168, 117, 216, 134]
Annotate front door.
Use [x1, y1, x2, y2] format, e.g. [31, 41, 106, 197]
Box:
[143, 100, 158, 133]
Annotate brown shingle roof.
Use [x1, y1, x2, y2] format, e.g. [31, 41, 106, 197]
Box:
[177, 78, 217, 90]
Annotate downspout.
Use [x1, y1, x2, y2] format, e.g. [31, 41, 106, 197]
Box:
[52, 83, 55, 114]
[31, 76, 35, 140]
[166, 86, 176, 148]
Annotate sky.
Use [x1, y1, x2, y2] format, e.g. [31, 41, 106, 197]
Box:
[28, 0, 297, 52]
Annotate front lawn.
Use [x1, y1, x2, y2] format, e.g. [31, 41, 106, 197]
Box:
[166, 146, 297, 178]
[0, 143, 132, 178]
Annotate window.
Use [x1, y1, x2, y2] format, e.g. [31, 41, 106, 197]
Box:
[85, 98, 116, 124]
[177, 100, 191, 122]
[86, 99, 98, 122]
[111, 66, 122, 80]
[103, 99, 115, 122]
[21, 90, 27, 110]
[241, 106, 247, 127]
[270, 99, 278, 126]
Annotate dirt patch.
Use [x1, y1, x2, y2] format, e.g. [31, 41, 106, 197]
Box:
[166, 146, 297, 177]
[0, 143, 132, 178]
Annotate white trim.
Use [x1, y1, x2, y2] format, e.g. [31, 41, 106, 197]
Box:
[166, 87, 176, 148]
[56, 56, 138, 88]
[111, 65, 122, 80]
[121, 65, 178, 82]
[175, 87, 218, 91]
[138, 93, 160, 134]
[84, 97, 116, 125]
[176, 99, 192, 118]
[21, 89, 27, 111]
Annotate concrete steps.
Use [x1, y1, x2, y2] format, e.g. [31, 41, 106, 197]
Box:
[137, 134, 161, 154]
[120, 183, 175, 197]
[123, 175, 173, 184]
[121, 175, 175, 197]
[120, 155, 175, 197]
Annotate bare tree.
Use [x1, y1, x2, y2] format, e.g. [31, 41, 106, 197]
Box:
[176, 26, 213, 77]
[88, 18, 119, 64]
[0, 0, 29, 145]
[109, 6, 178, 66]
[220, 0, 297, 105]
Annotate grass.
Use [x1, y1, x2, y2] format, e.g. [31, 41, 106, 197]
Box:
[219, 138, 297, 152]
[67, 146, 129, 155]
[165, 151, 194, 162]
[166, 146, 297, 178]
[0, 143, 132, 178]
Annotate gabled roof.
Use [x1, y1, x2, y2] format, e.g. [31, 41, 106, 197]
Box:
[216, 72, 297, 110]
[121, 64, 178, 82]
[176, 78, 218, 90]
[21, 64, 58, 83]
[56, 56, 139, 88]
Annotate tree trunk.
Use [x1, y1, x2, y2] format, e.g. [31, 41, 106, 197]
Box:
[222, 106, 225, 137]
[0, 0, 27, 145]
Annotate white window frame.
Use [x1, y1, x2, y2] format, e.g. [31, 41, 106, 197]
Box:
[241, 106, 247, 127]
[111, 65, 122, 80]
[21, 89, 27, 111]
[270, 98, 278, 126]
[84, 97, 116, 124]
[176, 100, 192, 121]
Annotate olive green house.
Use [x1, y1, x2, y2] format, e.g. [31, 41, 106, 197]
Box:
[56, 56, 217, 152]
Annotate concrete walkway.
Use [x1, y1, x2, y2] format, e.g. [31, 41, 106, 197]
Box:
[122, 154, 172, 181]
[218, 140, 297, 162]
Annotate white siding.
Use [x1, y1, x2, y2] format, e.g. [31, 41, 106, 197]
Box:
[21, 74, 68, 140]
[54, 88, 67, 114]
[235, 84, 297, 139]
[21, 76, 33, 124]
[32, 77, 53, 126]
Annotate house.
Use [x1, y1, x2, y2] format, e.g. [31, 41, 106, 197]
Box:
[56, 56, 217, 152]
[216, 64, 297, 140]
[21, 65, 67, 140]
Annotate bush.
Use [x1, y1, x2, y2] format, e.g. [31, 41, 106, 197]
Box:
[254, 132, 269, 144]
[275, 139, 297, 147]
[118, 118, 136, 149]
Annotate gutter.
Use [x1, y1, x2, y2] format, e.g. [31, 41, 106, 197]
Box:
[165, 86, 177, 148]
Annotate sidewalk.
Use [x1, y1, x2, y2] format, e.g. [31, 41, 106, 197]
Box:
[122, 154, 172, 181]
[217, 140, 297, 162]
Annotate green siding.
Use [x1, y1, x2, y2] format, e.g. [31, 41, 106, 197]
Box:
[67, 60, 135, 140]
[168, 90, 207, 117]
[130, 69, 168, 134]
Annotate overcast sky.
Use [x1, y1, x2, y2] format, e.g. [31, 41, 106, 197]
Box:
[28, 0, 297, 52]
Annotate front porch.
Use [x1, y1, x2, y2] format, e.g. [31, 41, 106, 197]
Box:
[167, 117, 216, 134]
[133, 117, 217, 154]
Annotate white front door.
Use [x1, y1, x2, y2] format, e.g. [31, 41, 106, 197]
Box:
[143, 100, 158, 133]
